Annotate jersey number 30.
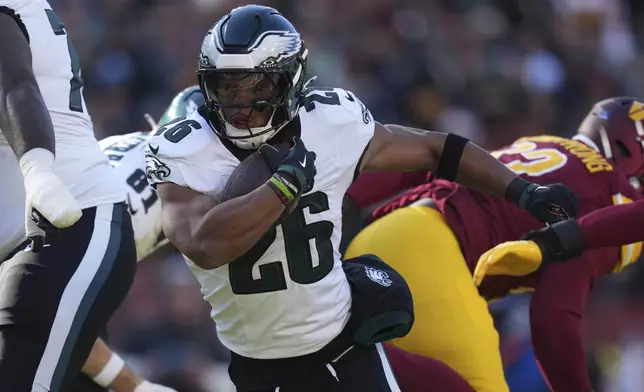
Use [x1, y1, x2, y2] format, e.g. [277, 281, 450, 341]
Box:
[492, 141, 567, 176]
[229, 192, 334, 295]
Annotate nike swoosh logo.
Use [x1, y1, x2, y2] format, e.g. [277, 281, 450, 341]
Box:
[299, 155, 307, 167]
[149, 144, 159, 154]
[345, 92, 354, 101]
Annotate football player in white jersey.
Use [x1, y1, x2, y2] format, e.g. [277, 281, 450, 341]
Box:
[0, 86, 201, 392]
[145, 5, 579, 391]
[0, 1, 137, 391]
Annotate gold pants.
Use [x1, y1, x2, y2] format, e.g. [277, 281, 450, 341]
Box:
[345, 205, 508, 392]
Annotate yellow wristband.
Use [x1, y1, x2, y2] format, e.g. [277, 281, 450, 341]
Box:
[268, 175, 295, 203]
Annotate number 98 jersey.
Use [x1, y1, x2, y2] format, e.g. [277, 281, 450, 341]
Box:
[99, 132, 164, 261]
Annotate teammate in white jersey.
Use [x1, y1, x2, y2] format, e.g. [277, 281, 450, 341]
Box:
[0, 85, 200, 392]
[100, 86, 205, 261]
[145, 5, 579, 391]
[0, 1, 137, 391]
[0, 87, 201, 392]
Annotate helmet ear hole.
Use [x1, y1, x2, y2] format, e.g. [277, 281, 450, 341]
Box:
[615, 141, 632, 158]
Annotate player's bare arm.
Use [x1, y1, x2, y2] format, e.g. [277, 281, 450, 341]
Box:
[157, 181, 284, 269]
[82, 338, 143, 391]
[83, 338, 177, 392]
[362, 123, 517, 196]
[0, 12, 54, 156]
[361, 122, 580, 223]
[0, 11, 81, 228]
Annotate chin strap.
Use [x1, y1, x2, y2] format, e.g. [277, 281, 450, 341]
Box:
[303, 76, 317, 89]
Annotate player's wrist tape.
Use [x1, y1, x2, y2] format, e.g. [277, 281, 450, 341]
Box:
[435, 133, 469, 181]
[92, 352, 125, 387]
[268, 174, 298, 205]
[505, 177, 537, 208]
[19, 147, 55, 179]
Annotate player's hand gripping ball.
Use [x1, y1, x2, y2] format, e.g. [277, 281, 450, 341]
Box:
[219, 141, 291, 202]
[220, 137, 317, 218]
[261, 137, 317, 214]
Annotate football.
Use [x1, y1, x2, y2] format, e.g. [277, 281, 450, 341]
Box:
[219, 141, 291, 202]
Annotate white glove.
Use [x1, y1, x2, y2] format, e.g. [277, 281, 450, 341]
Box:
[134, 380, 179, 392]
[20, 148, 82, 234]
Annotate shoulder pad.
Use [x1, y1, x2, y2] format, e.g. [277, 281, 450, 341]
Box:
[301, 87, 372, 126]
[98, 135, 121, 151]
[146, 111, 214, 159]
[99, 131, 150, 152]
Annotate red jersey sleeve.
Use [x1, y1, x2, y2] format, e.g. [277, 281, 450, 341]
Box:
[579, 198, 644, 249]
[529, 246, 616, 392]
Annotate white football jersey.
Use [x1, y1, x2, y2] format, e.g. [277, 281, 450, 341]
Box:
[0, 0, 123, 208]
[100, 132, 165, 261]
[146, 88, 375, 359]
[0, 130, 165, 262]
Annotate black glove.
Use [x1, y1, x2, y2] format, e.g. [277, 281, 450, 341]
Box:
[522, 219, 585, 263]
[260, 137, 317, 209]
[506, 177, 579, 224]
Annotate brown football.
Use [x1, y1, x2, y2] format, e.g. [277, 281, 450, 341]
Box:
[219, 141, 291, 202]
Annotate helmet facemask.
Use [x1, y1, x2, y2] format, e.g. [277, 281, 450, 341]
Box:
[200, 70, 292, 149]
[197, 6, 308, 149]
[618, 137, 644, 192]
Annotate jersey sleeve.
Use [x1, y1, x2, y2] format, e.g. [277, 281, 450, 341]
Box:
[144, 116, 212, 192]
[145, 142, 187, 189]
[578, 199, 644, 250]
[333, 89, 376, 176]
[303, 88, 375, 177]
[595, 174, 644, 272]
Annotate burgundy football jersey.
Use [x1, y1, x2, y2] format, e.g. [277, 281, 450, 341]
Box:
[370, 135, 642, 298]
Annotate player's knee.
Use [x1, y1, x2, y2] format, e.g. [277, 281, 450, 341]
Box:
[343, 254, 414, 344]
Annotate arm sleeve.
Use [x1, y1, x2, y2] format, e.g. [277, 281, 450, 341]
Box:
[578, 199, 644, 249]
[332, 89, 375, 178]
[529, 247, 617, 392]
[144, 145, 189, 189]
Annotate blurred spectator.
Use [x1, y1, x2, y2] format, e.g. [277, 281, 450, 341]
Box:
[56, 0, 644, 150]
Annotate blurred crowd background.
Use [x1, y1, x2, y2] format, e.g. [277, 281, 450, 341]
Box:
[50, 0, 644, 390]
